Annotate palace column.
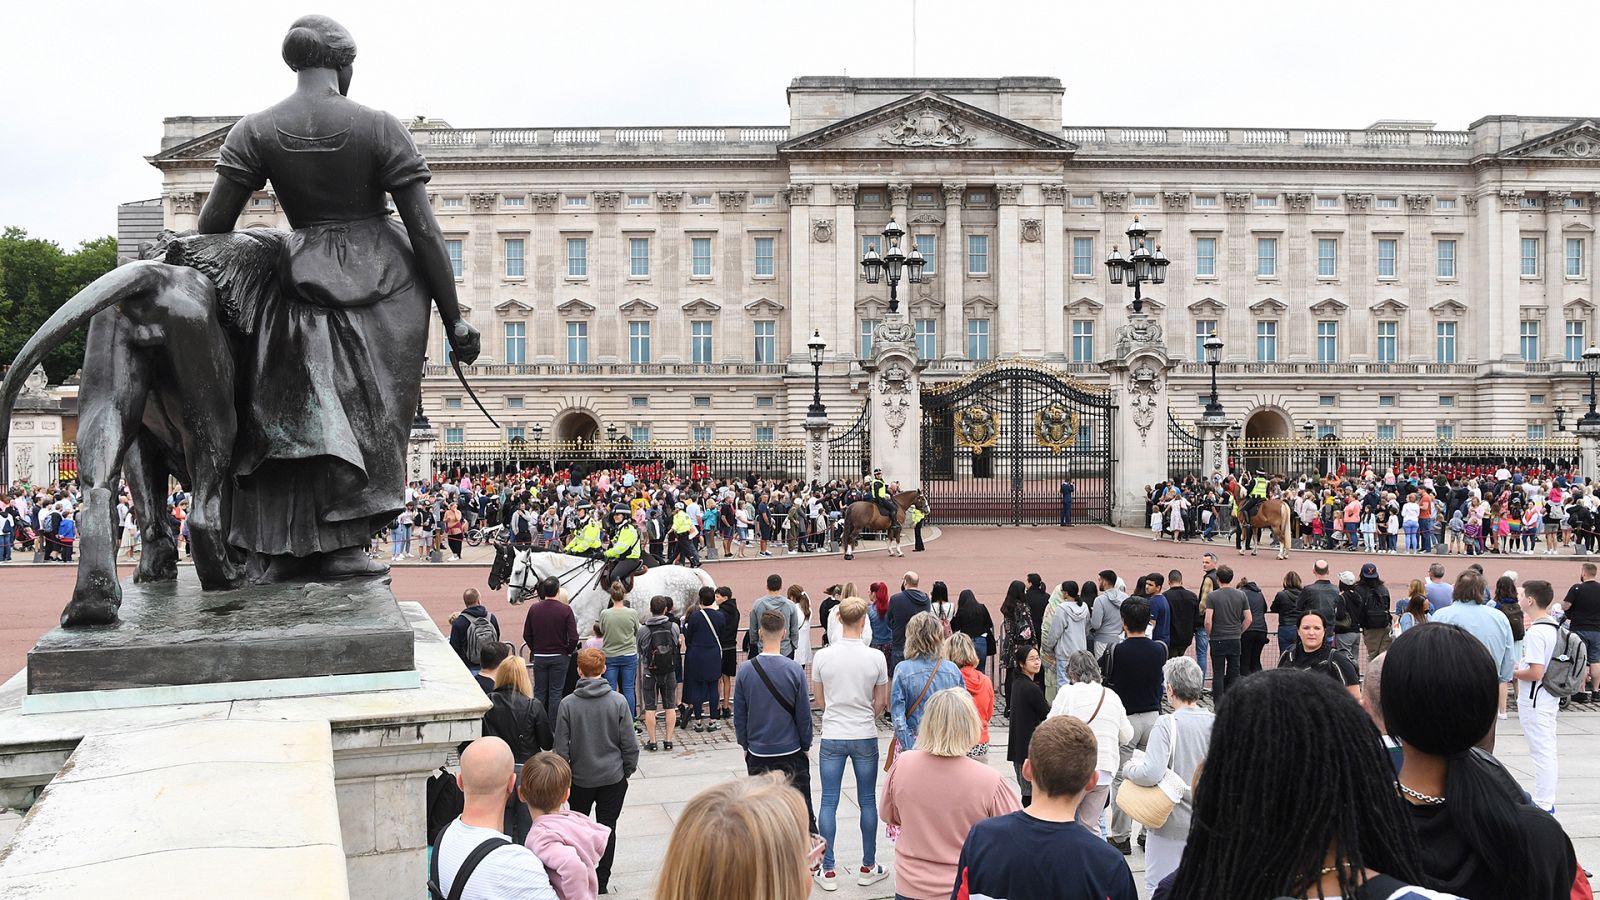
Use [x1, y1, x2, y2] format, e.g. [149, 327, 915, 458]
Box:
[785, 184, 814, 354]
[996, 183, 1023, 357]
[1042, 183, 1068, 361]
[1545, 190, 1571, 363]
[941, 183, 967, 359]
[832, 184, 859, 360]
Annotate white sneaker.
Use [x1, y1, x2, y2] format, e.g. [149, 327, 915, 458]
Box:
[858, 864, 891, 886]
[814, 869, 838, 892]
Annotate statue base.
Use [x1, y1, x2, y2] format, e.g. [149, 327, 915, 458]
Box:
[26, 571, 416, 707]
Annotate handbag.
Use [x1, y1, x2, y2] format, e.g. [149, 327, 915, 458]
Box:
[884, 665, 941, 772]
[1114, 716, 1189, 829]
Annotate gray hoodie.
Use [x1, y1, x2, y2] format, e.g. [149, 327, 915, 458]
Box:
[1090, 586, 1128, 648]
[554, 677, 640, 788]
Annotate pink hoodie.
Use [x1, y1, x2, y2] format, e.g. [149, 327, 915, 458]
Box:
[524, 810, 611, 900]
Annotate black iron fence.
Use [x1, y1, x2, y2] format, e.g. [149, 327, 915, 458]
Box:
[827, 400, 871, 484]
[1168, 412, 1205, 480]
[1233, 436, 1582, 480]
[433, 439, 806, 483]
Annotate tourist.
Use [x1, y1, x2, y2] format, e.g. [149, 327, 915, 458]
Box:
[520, 754, 609, 900]
[482, 647, 553, 842]
[636, 595, 681, 752]
[1300, 559, 1341, 647]
[1024, 573, 1050, 643]
[1382, 623, 1578, 899]
[881, 689, 1021, 900]
[443, 502, 466, 559]
[1357, 562, 1396, 663]
[1194, 553, 1218, 682]
[1121, 657, 1212, 893]
[1046, 580, 1090, 698]
[1006, 646, 1050, 807]
[866, 581, 893, 662]
[1333, 570, 1364, 660]
[1162, 670, 1456, 900]
[1089, 570, 1128, 655]
[999, 578, 1035, 697]
[475, 639, 510, 694]
[1144, 572, 1171, 646]
[1271, 570, 1303, 657]
[598, 583, 642, 719]
[681, 586, 724, 732]
[929, 579, 955, 630]
[522, 575, 578, 722]
[1560, 562, 1600, 702]
[1492, 573, 1526, 665]
[432, 736, 557, 899]
[888, 570, 932, 668]
[1101, 596, 1166, 854]
[1514, 579, 1562, 813]
[746, 573, 802, 659]
[715, 585, 740, 718]
[954, 716, 1138, 900]
[891, 611, 964, 752]
[553, 648, 639, 896]
[733, 609, 816, 833]
[1203, 565, 1250, 701]
[1164, 569, 1200, 662]
[809, 597, 892, 892]
[1432, 569, 1514, 747]
[947, 633, 994, 757]
[1050, 650, 1131, 833]
[1238, 574, 1270, 676]
[950, 588, 996, 671]
[817, 583, 841, 644]
[1277, 610, 1360, 697]
[654, 773, 821, 900]
[1398, 580, 1430, 633]
[450, 587, 501, 672]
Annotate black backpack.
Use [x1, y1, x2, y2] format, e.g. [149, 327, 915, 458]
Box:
[424, 767, 464, 846]
[646, 622, 677, 678]
[1358, 584, 1392, 630]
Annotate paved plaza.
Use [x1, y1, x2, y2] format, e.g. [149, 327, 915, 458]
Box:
[4, 524, 1598, 896]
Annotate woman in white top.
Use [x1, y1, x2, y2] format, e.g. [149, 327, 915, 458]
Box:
[1165, 492, 1189, 541]
[1401, 494, 1422, 553]
[787, 585, 813, 669]
[119, 506, 138, 560]
[1047, 650, 1131, 833]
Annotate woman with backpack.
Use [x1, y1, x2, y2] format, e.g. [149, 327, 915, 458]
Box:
[480, 646, 553, 843]
[1355, 562, 1395, 664]
[683, 587, 725, 732]
[636, 595, 682, 751]
[1276, 611, 1360, 698]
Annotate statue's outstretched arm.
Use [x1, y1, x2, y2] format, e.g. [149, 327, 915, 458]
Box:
[197, 179, 252, 234]
[393, 181, 479, 365]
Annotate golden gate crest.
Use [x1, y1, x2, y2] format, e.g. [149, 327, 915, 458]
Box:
[1035, 404, 1078, 453]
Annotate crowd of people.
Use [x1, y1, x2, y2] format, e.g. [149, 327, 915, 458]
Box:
[1147, 463, 1600, 557]
[428, 544, 1596, 899]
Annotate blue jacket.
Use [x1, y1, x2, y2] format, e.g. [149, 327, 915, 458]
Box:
[1147, 592, 1172, 646]
[867, 603, 892, 646]
[733, 654, 812, 756]
[890, 657, 963, 749]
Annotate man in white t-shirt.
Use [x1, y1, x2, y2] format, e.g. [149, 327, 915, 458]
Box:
[1514, 579, 1561, 813]
[809, 597, 892, 892]
[432, 737, 557, 900]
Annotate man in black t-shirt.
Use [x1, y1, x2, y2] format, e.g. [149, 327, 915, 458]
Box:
[1099, 596, 1167, 855]
[1560, 561, 1600, 702]
[954, 716, 1137, 900]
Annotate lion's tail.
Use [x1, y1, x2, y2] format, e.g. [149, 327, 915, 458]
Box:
[0, 260, 167, 461]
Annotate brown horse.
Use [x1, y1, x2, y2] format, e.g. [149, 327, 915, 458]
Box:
[841, 490, 929, 560]
[1223, 476, 1293, 560]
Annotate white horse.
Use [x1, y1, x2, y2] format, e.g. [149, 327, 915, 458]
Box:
[503, 548, 715, 637]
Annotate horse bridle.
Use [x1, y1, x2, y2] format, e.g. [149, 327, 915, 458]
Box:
[519, 548, 603, 599]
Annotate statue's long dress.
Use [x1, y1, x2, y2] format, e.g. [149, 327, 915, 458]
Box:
[214, 102, 432, 557]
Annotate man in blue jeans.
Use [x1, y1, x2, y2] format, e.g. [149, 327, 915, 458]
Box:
[808, 597, 892, 892]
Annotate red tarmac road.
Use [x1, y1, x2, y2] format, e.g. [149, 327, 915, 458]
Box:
[2, 526, 1589, 680]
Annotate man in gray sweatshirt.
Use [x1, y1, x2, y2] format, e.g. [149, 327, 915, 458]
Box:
[554, 647, 640, 895]
[746, 572, 801, 658]
[1090, 569, 1129, 654]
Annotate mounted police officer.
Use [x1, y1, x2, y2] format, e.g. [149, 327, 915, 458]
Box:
[869, 468, 897, 526]
[563, 501, 603, 556]
[1241, 469, 1270, 522]
[602, 503, 642, 590]
[670, 501, 700, 567]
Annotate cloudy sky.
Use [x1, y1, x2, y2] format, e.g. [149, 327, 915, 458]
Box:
[2, 0, 1590, 247]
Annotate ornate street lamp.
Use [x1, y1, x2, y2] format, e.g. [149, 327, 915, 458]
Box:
[1555, 405, 1568, 432]
[1301, 421, 1315, 441]
[860, 217, 925, 314]
[412, 356, 431, 431]
[1104, 215, 1169, 314]
[807, 330, 828, 419]
[1203, 333, 1224, 418]
[1584, 345, 1600, 427]
[1227, 422, 1243, 443]
[605, 422, 618, 451]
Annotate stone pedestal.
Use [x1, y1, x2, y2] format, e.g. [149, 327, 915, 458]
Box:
[1101, 311, 1175, 527]
[0, 604, 488, 900]
[860, 312, 926, 489]
[408, 424, 437, 484]
[4, 367, 64, 486]
[1579, 422, 1600, 479]
[1197, 415, 1230, 479]
[803, 415, 831, 486]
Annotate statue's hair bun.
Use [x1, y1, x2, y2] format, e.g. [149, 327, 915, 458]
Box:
[281, 16, 356, 72]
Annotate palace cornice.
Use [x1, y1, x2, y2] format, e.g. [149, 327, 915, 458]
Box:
[152, 156, 789, 173]
[1067, 157, 1472, 173]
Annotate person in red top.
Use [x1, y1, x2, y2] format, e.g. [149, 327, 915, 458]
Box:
[946, 632, 994, 757]
[1417, 487, 1436, 553]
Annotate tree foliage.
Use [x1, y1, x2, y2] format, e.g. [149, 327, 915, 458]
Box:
[0, 227, 118, 383]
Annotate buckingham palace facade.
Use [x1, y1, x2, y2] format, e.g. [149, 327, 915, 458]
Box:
[145, 76, 1600, 448]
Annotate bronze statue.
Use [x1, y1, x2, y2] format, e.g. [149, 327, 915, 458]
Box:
[0, 15, 480, 627]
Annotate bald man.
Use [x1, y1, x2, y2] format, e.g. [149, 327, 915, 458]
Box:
[888, 570, 930, 669]
[430, 737, 556, 899]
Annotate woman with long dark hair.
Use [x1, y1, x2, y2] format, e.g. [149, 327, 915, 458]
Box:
[999, 579, 1034, 698]
[951, 588, 996, 672]
[1166, 669, 1448, 900]
[1381, 623, 1578, 900]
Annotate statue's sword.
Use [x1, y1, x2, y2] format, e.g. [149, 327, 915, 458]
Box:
[452, 355, 499, 429]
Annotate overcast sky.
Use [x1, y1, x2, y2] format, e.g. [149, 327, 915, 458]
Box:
[3, 0, 1592, 247]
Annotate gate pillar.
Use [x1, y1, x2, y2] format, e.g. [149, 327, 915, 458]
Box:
[1580, 420, 1600, 480]
[862, 313, 926, 490]
[1100, 312, 1174, 527]
[1197, 414, 1230, 480]
[804, 413, 831, 487]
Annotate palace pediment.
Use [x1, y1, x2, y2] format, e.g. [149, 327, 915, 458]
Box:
[1494, 120, 1600, 162]
[780, 91, 1076, 158]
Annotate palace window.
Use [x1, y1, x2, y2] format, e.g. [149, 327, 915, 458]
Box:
[1528, 424, 1547, 441]
[967, 318, 992, 360]
[1195, 237, 1216, 277]
[566, 238, 587, 277]
[1376, 321, 1398, 363]
[442, 197, 463, 209]
[506, 426, 525, 442]
[1377, 239, 1397, 279]
[504, 238, 525, 278]
[693, 425, 713, 443]
[629, 237, 650, 277]
[565, 321, 589, 364]
[1568, 238, 1585, 278]
[1377, 424, 1396, 441]
[1437, 239, 1456, 279]
[1195, 320, 1217, 361]
[1437, 424, 1455, 441]
[691, 237, 712, 277]
[627, 195, 649, 207]
[631, 425, 650, 443]
[1256, 320, 1278, 362]
[1317, 239, 1338, 278]
[445, 427, 463, 444]
[691, 321, 714, 364]
[446, 239, 463, 278]
[914, 234, 936, 275]
[756, 426, 775, 443]
[968, 234, 990, 275]
[1520, 321, 1540, 362]
[503, 322, 526, 366]
[915, 317, 938, 359]
[1256, 237, 1277, 277]
[1071, 320, 1095, 363]
[628, 321, 651, 364]
[753, 319, 777, 363]
[1316, 320, 1338, 363]
[1072, 237, 1094, 277]
[859, 318, 879, 359]
[503, 196, 525, 208]
[1567, 320, 1586, 361]
[1522, 237, 1540, 277]
[1436, 321, 1457, 363]
[754, 237, 775, 277]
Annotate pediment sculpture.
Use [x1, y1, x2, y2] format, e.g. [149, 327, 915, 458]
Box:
[881, 107, 973, 148]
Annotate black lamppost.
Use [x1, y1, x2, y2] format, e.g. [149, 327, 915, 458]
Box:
[412, 356, 431, 430]
[1584, 345, 1600, 427]
[1104, 215, 1170, 314]
[531, 423, 544, 471]
[807, 330, 828, 418]
[1203, 333, 1224, 417]
[605, 422, 618, 453]
[860, 217, 925, 314]
[1556, 405, 1568, 432]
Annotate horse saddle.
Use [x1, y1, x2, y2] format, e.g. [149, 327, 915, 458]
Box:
[598, 559, 648, 592]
